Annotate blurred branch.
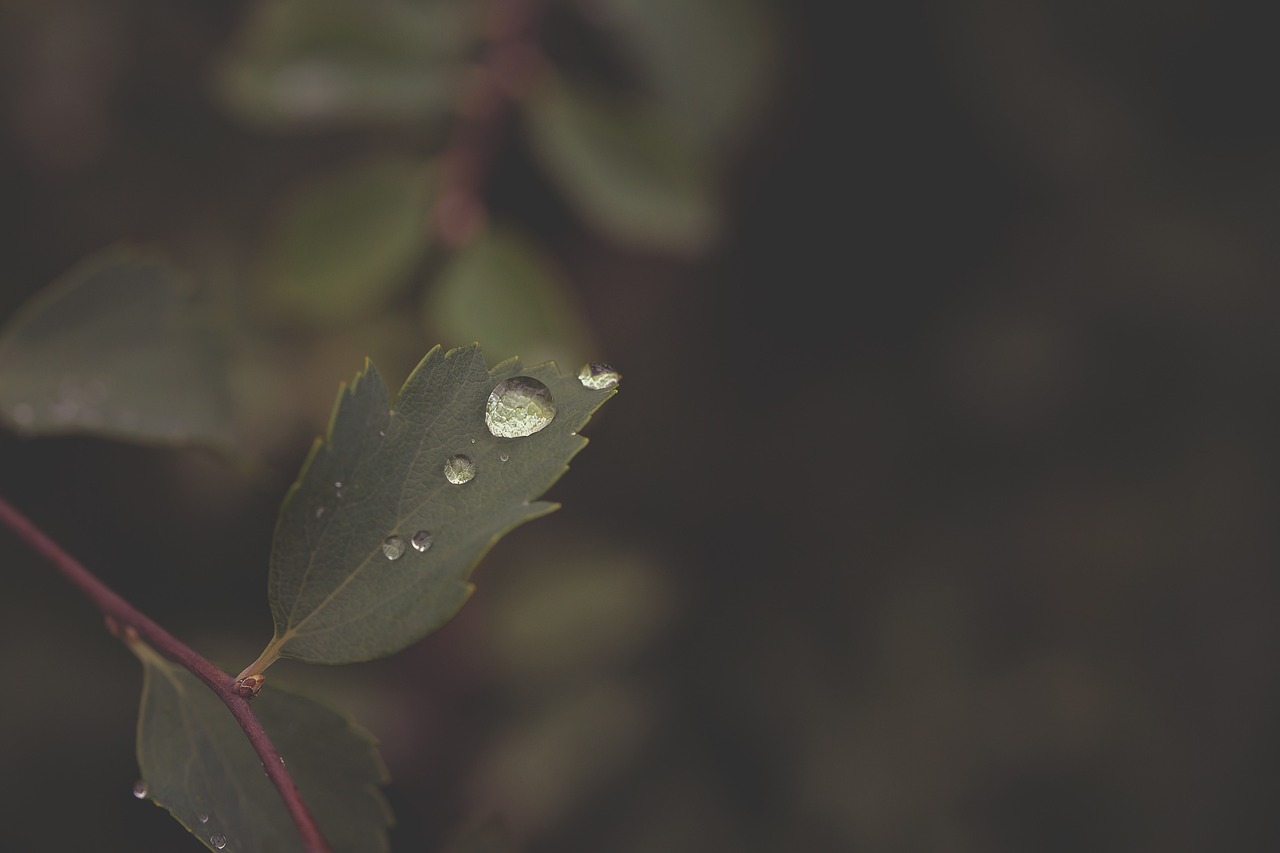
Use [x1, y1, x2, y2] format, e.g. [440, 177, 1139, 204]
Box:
[433, 0, 547, 246]
[0, 493, 335, 853]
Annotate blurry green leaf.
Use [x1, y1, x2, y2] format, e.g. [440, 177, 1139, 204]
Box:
[0, 246, 234, 446]
[255, 157, 435, 327]
[577, 0, 782, 152]
[523, 74, 721, 254]
[483, 533, 678, 681]
[132, 640, 391, 853]
[467, 678, 653, 832]
[443, 819, 517, 853]
[255, 343, 618, 666]
[214, 0, 473, 128]
[423, 226, 598, 369]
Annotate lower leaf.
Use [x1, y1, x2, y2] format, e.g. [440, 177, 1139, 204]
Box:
[131, 640, 392, 852]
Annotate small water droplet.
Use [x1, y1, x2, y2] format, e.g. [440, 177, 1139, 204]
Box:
[382, 535, 406, 560]
[378, 430, 386, 437]
[411, 530, 433, 552]
[578, 362, 621, 390]
[279, 755, 286, 765]
[198, 813, 209, 824]
[486, 376, 557, 438]
[132, 779, 148, 799]
[499, 452, 509, 462]
[470, 437, 476, 444]
[315, 506, 326, 519]
[211, 834, 227, 849]
[443, 454, 476, 484]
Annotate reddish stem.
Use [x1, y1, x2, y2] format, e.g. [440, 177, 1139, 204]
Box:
[432, 0, 548, 247]
[0, 493, 334, 853]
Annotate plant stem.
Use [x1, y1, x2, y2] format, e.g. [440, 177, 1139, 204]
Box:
[0, 493, 335, 853]
[433, 0, 548, 246]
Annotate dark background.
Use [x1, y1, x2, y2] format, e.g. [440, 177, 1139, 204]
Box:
[3, 1, 1279, 851]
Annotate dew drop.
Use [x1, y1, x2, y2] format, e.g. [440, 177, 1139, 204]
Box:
[411, 530, 433, 552]
[499, 452, 509, 462]
[211, 834, 227, 849]
[382, 535, 406, 560]
[198, 813, 209, 824]
[132, 779, 148, 799]
[578, 362, 621, 390]
[443, 454, 476, 484]
[334, 481, 346, 498]
[315, 506, 326, 519]
[485, 377, 556, 438]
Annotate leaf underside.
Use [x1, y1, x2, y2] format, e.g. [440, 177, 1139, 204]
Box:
[263, 343, 618, 665]
[132, 641, 391, 853]
[0, 245, 233, 447]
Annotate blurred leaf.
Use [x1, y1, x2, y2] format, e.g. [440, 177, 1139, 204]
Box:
[443, 819, 518, 853]
[467, 678, 654, 835]
[482, 533, 678, 681]
[214, 0, 474, 128]
[0, 246, 234, 447]
[423, 225, 598, 369]
[254, 343, 618, 666]
[576, 0, 782, 152]
[131, 639, 391, 853]
[254, 156, 435, 327]
[522, 74, 720, 254]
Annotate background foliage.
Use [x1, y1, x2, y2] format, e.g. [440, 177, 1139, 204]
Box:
[3, 1, 1279, 851]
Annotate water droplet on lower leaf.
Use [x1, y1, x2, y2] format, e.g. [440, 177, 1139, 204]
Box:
[578, 362, 621, 390]
[485, 376, 556, 438]
[411, 530, 433, 552]
[198, 813, 209, 824]
[443, 454, 476, 484]
[211, 834, 227, 849]
[499, 452, 509, 462]
[382, 535, 406, 560]
[132, 779, 148, 799]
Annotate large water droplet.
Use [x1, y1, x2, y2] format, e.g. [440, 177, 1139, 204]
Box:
[132, 780, 148, 799]
[443, 454, 476, 484]
[578, 362, 621, 390]
[382, 535, 406, 560]
[485, 377, 556, 438]
[211, 834, 227, 849]
[411, 530, 433, 552]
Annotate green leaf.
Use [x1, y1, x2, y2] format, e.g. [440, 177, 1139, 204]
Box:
[213, 0, 473, 128]
[522, 74, 721, 254]
[131, 640, 391, 853]
[0, 246, 234, 447]
[255, 343, 618, 666]
[423, 226, 599, 370]
[254, 157, 436, 327]
[577, 0, 782, 153]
